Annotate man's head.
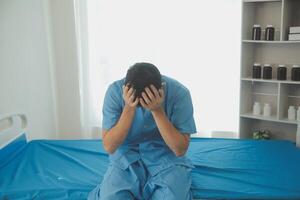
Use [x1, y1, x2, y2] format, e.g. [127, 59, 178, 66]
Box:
[125, 62, 162, 104]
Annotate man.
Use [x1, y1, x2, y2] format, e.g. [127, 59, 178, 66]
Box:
[89, 62, 197, 200]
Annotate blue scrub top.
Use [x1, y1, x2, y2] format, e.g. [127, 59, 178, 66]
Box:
[102, 75, 197, 176]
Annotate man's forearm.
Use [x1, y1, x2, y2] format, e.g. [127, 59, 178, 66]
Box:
[103, 105, 136, 154]
[151, 107, 189, 157]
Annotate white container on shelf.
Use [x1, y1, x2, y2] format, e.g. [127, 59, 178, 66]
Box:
[263, 103, 271, 117]
[253, 102, 261, 115]
[288, 106, 296, 120]
[297, 107, 300, 121]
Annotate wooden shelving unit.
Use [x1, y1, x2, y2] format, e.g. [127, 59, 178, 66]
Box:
[243, 39, 300, 43]
[239, 0, 300, 146]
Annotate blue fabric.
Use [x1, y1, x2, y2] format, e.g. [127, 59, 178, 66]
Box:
[0, 134, 26, 169]
[0, 139, 108, 200]
[1, 138, 300, 199]
[102, 75, 197, 177]
[88, 160, 193, 200]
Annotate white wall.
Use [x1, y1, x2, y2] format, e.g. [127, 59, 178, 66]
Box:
[0, 0, 82, 139]
[0, 0, 57, 140]
[47, 0, 82, 139]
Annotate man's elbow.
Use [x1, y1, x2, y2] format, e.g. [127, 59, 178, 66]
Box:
[174, 139, 189, 157]
[174, 147, 187, 157]
[104, 146, 116, 154]
[103, 142, 116, 154]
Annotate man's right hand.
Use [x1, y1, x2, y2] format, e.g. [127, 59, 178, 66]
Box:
[123, 84, 139, 108]
[102, 84, 139, 154]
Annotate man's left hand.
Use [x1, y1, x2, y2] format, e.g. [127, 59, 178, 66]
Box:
[140, 85, 164, 111]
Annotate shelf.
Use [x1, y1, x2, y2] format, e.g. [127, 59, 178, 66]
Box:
[242, 1, 282, 40]
[253, 92, 278, 96]
[242, 78, 279, 83]
[242, 78, 300, 85]
[280, 118, 300, 125]
[243, 0, 282, 2]
[240, 113, 298, 124]
[241, 113, 277, 121]
[240, 117, 297, 141]
[242, 40, 300, 44]
[240, 81, 279, 118]
[240, 0, 300, 144]
[240, 43, 300, 79]
[288, 95, 300, 99]
[282, 0, 300, 41]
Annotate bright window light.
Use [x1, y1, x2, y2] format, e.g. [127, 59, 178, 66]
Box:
[85, 0, 241, 137]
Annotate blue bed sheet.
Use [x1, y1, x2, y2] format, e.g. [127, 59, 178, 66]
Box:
[1, 137, 300, 199]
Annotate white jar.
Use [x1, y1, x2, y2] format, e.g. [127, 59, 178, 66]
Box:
[253, 102, 261, 115]
[263, 103, 271, 117]
[297, 106, 300, 121]
[288, 106, 296, 120]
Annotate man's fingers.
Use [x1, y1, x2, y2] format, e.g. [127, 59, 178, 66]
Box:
[142, 92, 151, 104]
[129, 93, 135, 102]
[150, 85, 160, 98]
[133, 97, 139, 106]
[159, 88, 164, 98]
[145, 87, 154, 100]
[127, 87, 134, 98]
[123, 84, 130, 94]
[140, 98, 147, 108]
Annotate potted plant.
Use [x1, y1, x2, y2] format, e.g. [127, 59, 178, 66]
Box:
[253, 129, 271, 140]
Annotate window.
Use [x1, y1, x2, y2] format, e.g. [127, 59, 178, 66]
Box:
[81, 0, 241, 137]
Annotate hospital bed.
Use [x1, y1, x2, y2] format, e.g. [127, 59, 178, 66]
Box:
[1, 114, 300, 200]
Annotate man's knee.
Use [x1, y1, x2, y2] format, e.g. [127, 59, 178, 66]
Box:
[89, 165, 135, 200]
[148, 165, 192, 200]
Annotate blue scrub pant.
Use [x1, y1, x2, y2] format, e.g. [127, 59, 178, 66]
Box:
[88, 159, 193, 200]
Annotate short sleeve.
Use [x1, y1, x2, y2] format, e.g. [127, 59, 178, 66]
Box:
[102, 83, 123, 130]
[170, 90, 197, 134]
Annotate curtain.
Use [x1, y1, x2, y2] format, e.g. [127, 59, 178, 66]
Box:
[75, 0, 241, 138]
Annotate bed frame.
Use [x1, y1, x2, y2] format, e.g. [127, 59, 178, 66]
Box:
[0, 114, 27, 170]
[0, 114, 27, 149]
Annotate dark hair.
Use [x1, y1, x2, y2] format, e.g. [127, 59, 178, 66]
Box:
[125, 62, 162, 102]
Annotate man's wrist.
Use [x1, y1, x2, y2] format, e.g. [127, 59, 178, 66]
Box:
[124, 104, 136, 113]
[151, 106, 165, 116]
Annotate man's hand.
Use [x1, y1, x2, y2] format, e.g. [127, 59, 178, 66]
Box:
[102, 84, 138, 154]
[140, 85, 164, 111]
[141, 84, 189, 157]
[123, 84, 139, 108]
